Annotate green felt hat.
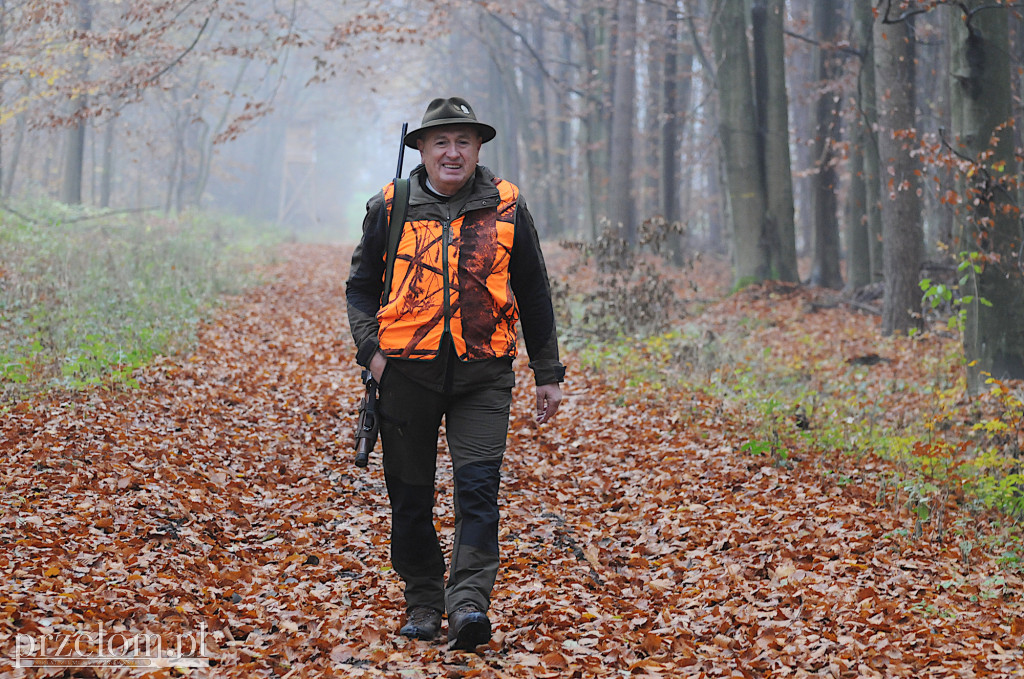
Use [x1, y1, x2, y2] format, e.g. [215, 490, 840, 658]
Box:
[403, 97, 496, 148]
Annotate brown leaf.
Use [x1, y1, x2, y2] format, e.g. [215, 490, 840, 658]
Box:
[329, 643, 357, 663]
[541, 651, 568, 668]
[640, 632, 663, 655]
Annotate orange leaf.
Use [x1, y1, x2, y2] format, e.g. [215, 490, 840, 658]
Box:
[541, 651, 567, 668]
[641, 633, 663, 654]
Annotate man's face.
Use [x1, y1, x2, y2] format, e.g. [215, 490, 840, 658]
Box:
[417, 125, 482, 196]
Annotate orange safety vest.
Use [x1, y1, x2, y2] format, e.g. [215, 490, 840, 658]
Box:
[376, 178, 520, 361]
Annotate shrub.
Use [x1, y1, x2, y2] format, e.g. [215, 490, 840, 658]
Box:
[552, 217, 691, 345]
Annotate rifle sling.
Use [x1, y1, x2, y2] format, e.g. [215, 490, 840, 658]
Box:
[382, 177, 410, 301]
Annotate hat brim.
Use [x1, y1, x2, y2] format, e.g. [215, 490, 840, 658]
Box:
[404, 119, 496, 148]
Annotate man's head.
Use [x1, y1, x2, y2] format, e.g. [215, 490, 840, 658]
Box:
[403, 97, 495, 196]
[417, 125, 482, 196]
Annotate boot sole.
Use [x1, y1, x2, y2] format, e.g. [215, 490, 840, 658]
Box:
[400, 625, 439, 641]
[449, 616, 491, 651]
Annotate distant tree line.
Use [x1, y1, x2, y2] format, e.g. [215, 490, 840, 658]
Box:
[1, 0, 1023, 389]
[0, 0, 423, 217]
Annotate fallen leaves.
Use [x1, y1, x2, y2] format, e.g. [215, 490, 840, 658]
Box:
[0, 244, 1022, 678]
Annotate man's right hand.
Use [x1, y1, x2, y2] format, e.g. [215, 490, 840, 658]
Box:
[369, 351, 387, 383]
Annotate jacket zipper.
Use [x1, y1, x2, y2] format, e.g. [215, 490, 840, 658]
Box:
[442, 218, 452, 334]
[441, 217, 454, 394]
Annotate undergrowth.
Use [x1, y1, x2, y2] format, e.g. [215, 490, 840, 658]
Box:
[552, 217, 692, 345]
[554, 226, 1024, 570]
[0, 200, 282, 401]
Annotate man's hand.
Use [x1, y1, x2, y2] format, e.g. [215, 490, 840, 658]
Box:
[536, 383, 562, 425]
[369, 351, 387, 383]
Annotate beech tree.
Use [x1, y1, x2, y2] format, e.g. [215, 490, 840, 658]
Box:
[710, 0, 798, 287]
[846, 0, 883, 288]
[752, 0, 798, 282]
[660, 3, 684, 229]
[711, 0, 769, 285]
[875, 6, 923, 335]
[949, 1, 1024, 389]
[608, 0, 638, 242]
[581, 2, 613, 236]
[809, 0, 843, 289]
[659, 1, 696, 265]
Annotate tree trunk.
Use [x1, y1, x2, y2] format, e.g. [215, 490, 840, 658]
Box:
[788, 0, 815, 259]
[810, 0, 844, 289]
[100, 118, 114, 208]
[582, 3, 611, 238]
[675, 32, 697, 259]
[661, 2, 683, 262]
[557, 28, 575, 236]
[530, 16, 555, 231]
[753, 0, 798, 282]
[711, 0, 768, 286]
[61, 0, 92, 205]
[845, 122, 872, 289]
[875, 14, 923, 335]
[854, 0, 884, 283]
[641, 0, 661, 223]
[3, 111, 25, 198]
[950, 2, 1024, 389]
[920, 8, 953, 255]
[608, 0, 637, 241]
[0, 0, 5, 196]
[847, 3, 873, 289]
[488, 49, 521, 186]
[195, 59, 249, 209]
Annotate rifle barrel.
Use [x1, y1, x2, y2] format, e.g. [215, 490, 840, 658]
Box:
[396, 122, 408, 179]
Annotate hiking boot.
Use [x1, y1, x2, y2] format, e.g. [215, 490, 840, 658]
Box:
[400, 606, 442, 641]
[447, 605, 491, 651]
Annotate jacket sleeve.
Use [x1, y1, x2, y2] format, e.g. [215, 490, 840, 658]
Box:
[509, 198, 566, 386]
[345, 191, 387, 368]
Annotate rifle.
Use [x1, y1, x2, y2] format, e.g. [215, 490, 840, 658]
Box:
[353, 370, 378, 467]
[353, 121, 408, 467]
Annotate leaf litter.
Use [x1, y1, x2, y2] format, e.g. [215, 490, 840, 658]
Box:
[1, 244, 1022, 678]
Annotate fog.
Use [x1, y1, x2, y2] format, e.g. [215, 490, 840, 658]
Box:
[4, 0, 1003, 268]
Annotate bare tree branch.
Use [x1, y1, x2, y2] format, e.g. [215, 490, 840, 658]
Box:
[783, 29, 863, 58]
[877, 0, 942, 24]
[685, 13, 715, 88]
[878, 0, 1024, 25]
[480, 8, 591, 102]
[140, 8, 213, 89]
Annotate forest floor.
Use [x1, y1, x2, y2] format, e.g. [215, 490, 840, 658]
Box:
[1, 243, 1023, 678]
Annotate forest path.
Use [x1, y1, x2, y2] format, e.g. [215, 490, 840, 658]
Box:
[1, 244, 1021, 678]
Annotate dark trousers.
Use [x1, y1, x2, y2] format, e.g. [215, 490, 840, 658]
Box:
[378, 365, 511, 614]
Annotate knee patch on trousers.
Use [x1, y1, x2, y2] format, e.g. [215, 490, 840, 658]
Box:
[454, 462, 501, 554]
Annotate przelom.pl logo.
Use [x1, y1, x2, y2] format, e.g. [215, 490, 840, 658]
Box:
[13, 622, 210, 669]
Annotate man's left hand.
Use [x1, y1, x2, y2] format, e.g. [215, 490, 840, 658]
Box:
[536, 383, 562, 425]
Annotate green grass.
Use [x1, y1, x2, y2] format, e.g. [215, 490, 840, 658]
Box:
[0, 202, 282, 401]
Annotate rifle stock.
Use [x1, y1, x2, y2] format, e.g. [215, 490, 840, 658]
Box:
[353, 370, 378, 467]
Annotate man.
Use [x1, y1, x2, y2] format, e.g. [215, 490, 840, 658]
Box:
[345, 97, 565, 651]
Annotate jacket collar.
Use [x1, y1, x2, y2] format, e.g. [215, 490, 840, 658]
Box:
[407, 164, 501, 216]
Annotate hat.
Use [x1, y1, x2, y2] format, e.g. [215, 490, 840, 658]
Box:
[403, 97, 496, 148]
